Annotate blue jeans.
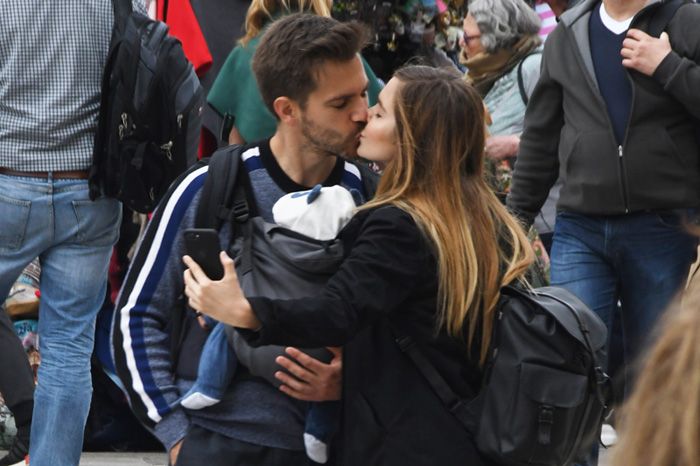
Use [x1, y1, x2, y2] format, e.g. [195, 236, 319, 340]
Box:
[0, 174, 121, 466]
[551, 211, 697, 464]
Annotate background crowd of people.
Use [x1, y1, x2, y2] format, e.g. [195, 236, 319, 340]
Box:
[1, 0, 700, 465]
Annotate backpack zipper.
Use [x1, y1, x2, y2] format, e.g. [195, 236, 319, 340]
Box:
[118, 112, 135, 140]
[160, 141, 173, 161]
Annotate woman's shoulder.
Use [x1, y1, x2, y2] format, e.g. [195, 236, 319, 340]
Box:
[358, 205, 417, 229]
[518, 48, 543, 74]
[342, 205, 422, 247]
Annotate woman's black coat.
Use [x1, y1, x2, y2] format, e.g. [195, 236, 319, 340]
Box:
[241, 206, 494, 466]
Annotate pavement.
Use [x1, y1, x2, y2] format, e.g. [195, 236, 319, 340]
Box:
[0, 452, 168, 466]
[0, 449, 613, 466]
[1, 427, 617, 465]
[79, 453, 167, 465]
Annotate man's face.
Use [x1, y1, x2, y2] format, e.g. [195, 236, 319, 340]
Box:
[298, 56, 369, 159]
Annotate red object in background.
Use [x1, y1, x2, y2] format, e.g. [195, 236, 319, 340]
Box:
[157, 0, 213, 77]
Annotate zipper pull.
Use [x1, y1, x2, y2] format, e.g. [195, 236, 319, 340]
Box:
[160, 141, 173, 161]
[119, 113, 129, 140]
[177, 114, 183, 129]
[618, 146, 623, 158]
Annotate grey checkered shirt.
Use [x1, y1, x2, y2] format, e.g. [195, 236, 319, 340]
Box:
[0, 0, 145, 172]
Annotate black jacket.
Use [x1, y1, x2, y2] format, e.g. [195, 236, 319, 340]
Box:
[507, 0, 700, 226]
[241, 207, 493, 466]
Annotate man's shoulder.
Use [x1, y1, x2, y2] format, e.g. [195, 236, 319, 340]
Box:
[521, 48, 543, 70]
[670, 2, 700, 41]
[342, 160, 380, 201]
[558, 0, 596, 27]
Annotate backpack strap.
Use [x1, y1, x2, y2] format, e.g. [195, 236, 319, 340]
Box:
[89, 0, 135, 201]
[390, 326, 479, 435]
[195, 144, 255, 274]
[646, 0, 688, 38]
[195, 145, 244, 229]
[517, 51, 542, 106]
[111, 0, 132, 32]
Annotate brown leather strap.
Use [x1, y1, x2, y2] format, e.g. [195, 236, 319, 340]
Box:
[0, 167, 89, 180]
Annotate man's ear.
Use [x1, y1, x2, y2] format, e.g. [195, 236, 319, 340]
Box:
[272, 97, 300, 125]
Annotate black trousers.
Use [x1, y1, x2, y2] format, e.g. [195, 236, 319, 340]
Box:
[176, 425, 320, 466]
[0, 309, 34, 423]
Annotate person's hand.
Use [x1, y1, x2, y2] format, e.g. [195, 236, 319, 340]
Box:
[485, 135, 520, 160]
[183, 252, 260, 329]
[622, 29, 672, 76]
[274, 347, 342, 401]
[169, 440, 183, 466]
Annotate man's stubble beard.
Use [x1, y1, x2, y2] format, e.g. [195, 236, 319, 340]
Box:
[300, 114, 362, 160]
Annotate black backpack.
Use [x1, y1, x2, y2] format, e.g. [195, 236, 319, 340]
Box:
[394, 285, 610, 466]
[89, 0, 204, 213]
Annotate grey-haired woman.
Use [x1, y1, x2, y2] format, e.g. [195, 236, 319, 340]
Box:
[461, 0, 542, 163]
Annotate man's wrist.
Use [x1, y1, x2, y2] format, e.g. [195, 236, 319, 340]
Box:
[238, 298, 261, 330]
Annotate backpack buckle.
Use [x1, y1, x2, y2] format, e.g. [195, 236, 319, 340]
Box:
[395, 335, 415, 352]
[537, 405, 554, 445]
[594, 366, 610, 385]
[231, 201, 249, 223]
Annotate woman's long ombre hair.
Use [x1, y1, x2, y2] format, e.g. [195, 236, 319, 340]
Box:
[362, 66, 534, 364]
[240, 0, 333, 46]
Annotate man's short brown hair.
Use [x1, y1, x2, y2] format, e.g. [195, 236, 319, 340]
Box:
[252, 13, 370, 116]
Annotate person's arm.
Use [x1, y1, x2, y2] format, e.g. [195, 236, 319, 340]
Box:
[112, 164, 209, 456]
[507, 38, 563, 229]
[485, 134, 520, 160]
[184, 208, 430, 347]
[622, 8, 700, 120]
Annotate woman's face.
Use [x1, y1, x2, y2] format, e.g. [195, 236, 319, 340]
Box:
[460, 13, 485, 59]
[357, 77, 400, 167]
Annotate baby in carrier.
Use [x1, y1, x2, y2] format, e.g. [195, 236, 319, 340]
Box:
[181, 184, 359, 464]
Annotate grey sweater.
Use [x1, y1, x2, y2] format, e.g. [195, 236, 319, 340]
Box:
[507, 0, 700, 227]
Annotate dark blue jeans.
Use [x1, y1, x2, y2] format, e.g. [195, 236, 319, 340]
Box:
[550, 210, 697, 464]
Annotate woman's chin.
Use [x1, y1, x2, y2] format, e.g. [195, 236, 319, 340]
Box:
[357, 144, 370, 160]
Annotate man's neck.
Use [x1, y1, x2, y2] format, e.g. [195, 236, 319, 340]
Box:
[269, 131, 338, 188]
[602, 0, 648, 21]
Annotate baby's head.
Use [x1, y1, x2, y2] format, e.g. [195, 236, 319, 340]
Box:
[272, 185, 359, 240]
